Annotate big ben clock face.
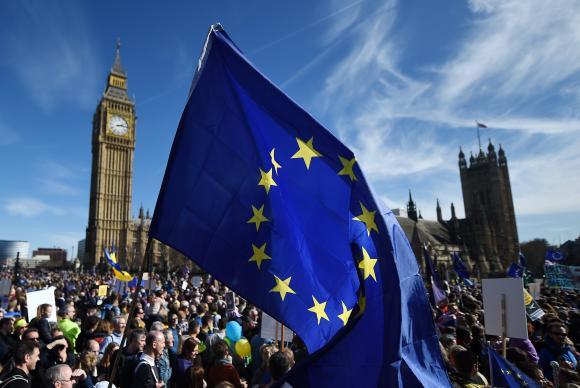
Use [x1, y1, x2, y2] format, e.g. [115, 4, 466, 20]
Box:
[108, 115, 129, 136]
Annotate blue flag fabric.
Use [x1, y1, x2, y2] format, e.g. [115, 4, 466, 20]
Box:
[149, 24, 449, 387]
[545, 249, 564, 261]
[507, 262, 524, 278]
[424, 247, 447, 307]
[488, 347, 539, 388]
[452, 252, 473, 286]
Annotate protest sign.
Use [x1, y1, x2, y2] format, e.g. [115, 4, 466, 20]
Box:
[482, 278, 527, 340]
[527, 279, 543, 299]
[181, 280, 188, 291]
[191, 276, 202, 289]
[0, 280, 11, 296]
[544, 264, 580, 290]
[98, 285, 108, 297]
[261, 312, 293, 343]
[26, 287, 57, 322]
[225, 291, 235, 311]
[523, 289, 544, 321]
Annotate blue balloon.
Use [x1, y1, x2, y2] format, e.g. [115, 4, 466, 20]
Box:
[226, 321, 242, 342]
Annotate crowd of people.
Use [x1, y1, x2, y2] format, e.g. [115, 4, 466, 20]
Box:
[0, 267, 577, 387]
[436, 282, 579, 387]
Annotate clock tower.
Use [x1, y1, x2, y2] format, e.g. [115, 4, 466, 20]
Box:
[85, 41, 135, 267]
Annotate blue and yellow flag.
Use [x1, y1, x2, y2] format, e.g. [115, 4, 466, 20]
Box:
[104, 248, 133, 282]
[489, 347, 539, 387]
[149, 24, 449, 387]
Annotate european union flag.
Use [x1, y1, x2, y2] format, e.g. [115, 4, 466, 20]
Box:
[545, 249, 564, 262]
[507, 262, 524, 278]
[488, 347, 539, 387]
[149, 24, 449, 387]
[452, 252, 474, 287]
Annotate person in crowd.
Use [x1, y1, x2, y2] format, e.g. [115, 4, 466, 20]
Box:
[249, 344, 277, 387]
[58, 305, 81, 353]
[97, 343, 118, 381]
[538, 322, 579, 381]
[99, 317, 126, 355]
[206, 340, 244, 388]
[131, 331, 166, 388]
[173, 337, 201, 387]
[0, 318, 17, 362]
[448, 349, 486, 388]
[11, 319, 28, 344]
[114, 329, 145, 388]
[75, 317, 101, 354]
[28, 304, 52, 346]
[1, 341, 40, 388]
[264, 351, 292, 388]
[44, 363, 90, 388]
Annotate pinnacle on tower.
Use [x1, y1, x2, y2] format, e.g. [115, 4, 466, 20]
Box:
[451, 202, 456, 219]
[436, 198, 442, 222]
[111, 37, 125, 75]
[407, 190, 418, 222]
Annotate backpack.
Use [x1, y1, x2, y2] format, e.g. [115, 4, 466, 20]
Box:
[0, 374, 28, 388]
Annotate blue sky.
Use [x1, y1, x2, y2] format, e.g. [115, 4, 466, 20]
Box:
[1, 0, 579, 258]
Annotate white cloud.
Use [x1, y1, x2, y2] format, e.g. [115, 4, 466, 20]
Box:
[5, 198, 57, 217]
[315, 0, 580, 220]
[4, 197, 85, 218]
[37, 160, 79, 195]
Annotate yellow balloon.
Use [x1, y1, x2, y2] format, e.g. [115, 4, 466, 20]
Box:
[234, 338, 251, 358]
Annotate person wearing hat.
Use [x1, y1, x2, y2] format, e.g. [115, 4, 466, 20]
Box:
[12, 318, 28, 342]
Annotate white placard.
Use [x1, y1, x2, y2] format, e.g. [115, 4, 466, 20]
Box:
[181, 280, 188, 291]
[482, 278, 528, 340]
[26, 287, 57, 322]
[191, 276, 202, 289]
[528, 279, 543, 300]
[260, 312, 293, 342]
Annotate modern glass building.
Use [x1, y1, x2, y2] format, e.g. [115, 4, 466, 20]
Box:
[0, 240, 30, 261]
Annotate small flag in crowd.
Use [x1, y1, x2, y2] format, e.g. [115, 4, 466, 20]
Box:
[476, 120, 488, 128]
[104, 248, 133, 282]
[545, 249, 564, 262]
[424, 246, 448, 307]
[488, 346, 539, 388]
[452, 252, 474, 287]
[507, 262, 524, 278]
[149, 24, 449, 387]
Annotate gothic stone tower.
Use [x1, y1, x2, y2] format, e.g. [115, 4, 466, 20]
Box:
[458, 141, 519, 271]
[85, 42, 135, 267]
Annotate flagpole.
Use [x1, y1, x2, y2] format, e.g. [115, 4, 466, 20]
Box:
[487, 342, 494, 387]
[281, 323, 285, 351]
[107, 236, 154, 388]
[475, 121, 482, 150]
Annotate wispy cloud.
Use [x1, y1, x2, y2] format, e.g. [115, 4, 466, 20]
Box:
[37, 160, 79, 195]
[315, 0, 580, 220]
[4, 197, 85, 218]
[0, 2, 100, 112]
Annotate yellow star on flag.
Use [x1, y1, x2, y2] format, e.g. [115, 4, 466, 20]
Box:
[291, 137, 321, 169]
[337, 301, 353, 326]
[338, 155, 357, 181]
[308, 296, 329, 325]
[270, 275, 296, 301]
[359, 247, 378, 282]
[247, 204, 268, 231]
[270, 148, 282, 175]
[258, 168, 277, 194]
[249, 243, 271, 269]
[352, 202, 378, 235]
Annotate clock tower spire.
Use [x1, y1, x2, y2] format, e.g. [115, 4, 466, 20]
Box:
[85, 40, 136, 267]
